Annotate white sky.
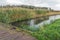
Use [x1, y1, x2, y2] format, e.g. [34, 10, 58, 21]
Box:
[0, 0, 60, 10]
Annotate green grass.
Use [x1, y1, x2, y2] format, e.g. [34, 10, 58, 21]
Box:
[31, 19, 60, 40]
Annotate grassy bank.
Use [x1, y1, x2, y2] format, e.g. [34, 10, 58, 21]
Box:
[31, 19, 60, 40]
[0, 7, 48, 23]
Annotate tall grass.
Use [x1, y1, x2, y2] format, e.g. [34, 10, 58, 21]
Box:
[35, 10, 49, 14]
[0, 7, 33, 23]
[0, 7, 48, 23]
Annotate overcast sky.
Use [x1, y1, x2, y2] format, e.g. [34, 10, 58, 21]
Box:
[0, 0, 60, 10]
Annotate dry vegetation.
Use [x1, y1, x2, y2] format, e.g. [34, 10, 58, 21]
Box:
[0, 7, 48, 23]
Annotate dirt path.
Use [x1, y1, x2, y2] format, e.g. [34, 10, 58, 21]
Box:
[0, 23, 37, 40]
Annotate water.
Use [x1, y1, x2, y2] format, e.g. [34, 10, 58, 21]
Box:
[30, 15, 60, 28]
[11, 15, 60, 30]
[30, 19, 35, 27]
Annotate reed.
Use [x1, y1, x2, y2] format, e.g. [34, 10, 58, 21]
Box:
[0, 7, 48, 23]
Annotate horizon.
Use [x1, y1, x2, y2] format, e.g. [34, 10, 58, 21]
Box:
[0, 0, 60, 10]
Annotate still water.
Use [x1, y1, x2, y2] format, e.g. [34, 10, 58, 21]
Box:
[30, 15, 60, 28]
[11, 15, 60, 29]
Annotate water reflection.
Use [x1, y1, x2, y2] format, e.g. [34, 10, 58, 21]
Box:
[35, 15, 60, 27]
[11, 15, 60, 28]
